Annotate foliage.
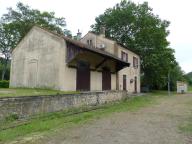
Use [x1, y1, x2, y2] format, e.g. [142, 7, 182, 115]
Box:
[0, 2, 71, 80]
[5, 113, 19, 122]
[0, 80, 9, 88]
[184, 72, 192, 85]
[0, 92, 168, 142]
[0, 58, 10, 80]
[91, 0, 184, 90]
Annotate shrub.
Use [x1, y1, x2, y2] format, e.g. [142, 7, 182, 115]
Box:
[5, 113, 19, 122]
[0, 80, 9, 88]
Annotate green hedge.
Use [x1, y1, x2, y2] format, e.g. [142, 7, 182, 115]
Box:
[0, 80, 9, 88]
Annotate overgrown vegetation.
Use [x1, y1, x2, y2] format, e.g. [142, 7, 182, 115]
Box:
[0, 80, 9, 88]
[0, 88, 78, 97]
[0, 92, 169, 142]
[184, 71, 192, 86]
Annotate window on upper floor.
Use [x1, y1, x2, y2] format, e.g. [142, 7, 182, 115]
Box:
[87, 39, 93, 47]
[121, 51, 128, 62]
[133, 56, 139, 68]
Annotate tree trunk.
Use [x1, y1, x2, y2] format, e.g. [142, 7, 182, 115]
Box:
[1, 58, 8, 80]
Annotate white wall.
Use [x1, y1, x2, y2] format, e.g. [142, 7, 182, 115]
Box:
[10, 26, 66, 90]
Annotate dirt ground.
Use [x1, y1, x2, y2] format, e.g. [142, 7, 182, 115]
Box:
[10, 94, 192, 144]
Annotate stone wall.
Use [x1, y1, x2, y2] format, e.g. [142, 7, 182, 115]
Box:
[0, 91, 127, 119]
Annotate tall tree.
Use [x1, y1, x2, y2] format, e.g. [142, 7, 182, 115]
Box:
[91, 0, 183, 89]
[0, 2, 71, 80]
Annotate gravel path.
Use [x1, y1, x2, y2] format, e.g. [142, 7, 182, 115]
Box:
[10, 94, 192, 144]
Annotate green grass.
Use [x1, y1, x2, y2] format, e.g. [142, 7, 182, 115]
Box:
[0, 92, 169, 142]
[0, 88, 79, 97]
[188, 85, 192, 92]
[179, 96, 192, 134]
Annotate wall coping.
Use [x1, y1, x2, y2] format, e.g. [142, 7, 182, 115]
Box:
[0, 90, 126, 101]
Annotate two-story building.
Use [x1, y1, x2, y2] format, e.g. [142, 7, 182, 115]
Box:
[10, 26, 140, 93]
[81, 30, 140, 93]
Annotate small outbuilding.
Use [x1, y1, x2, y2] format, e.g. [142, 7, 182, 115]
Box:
[177, 81, 187, 93]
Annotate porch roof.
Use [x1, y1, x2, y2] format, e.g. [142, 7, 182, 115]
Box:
[64, 36, 129, 65]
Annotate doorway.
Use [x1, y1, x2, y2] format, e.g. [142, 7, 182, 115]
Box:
[76, 61, 90, 91]
[123, 75, 127, 90]
[102, 68, 111, 90]
[134, 76, 137, 93]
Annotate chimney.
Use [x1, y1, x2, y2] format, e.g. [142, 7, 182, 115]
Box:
[100, 26, 105, 37]
[76, 29, 82, 40]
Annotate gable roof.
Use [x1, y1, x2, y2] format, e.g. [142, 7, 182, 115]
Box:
[14, 25, 130, 67]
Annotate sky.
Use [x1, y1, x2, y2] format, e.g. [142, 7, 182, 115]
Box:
[0, 0, 191, 73]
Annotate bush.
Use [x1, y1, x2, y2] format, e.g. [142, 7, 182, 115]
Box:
[5, 113, 19, 122]
[0, 80, 9, 88]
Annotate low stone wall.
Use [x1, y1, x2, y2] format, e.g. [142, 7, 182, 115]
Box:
[0, 91, 127, 119]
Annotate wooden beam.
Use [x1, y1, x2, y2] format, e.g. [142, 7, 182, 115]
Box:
[95, 58, 108, 69]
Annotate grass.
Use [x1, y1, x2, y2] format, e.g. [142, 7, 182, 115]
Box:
[0, 88, 79, 98]
[0, 91, 169, 142]
[179, 119, 192, 134]
[179, 95, 192, 134]
[188, 85, 192, 92]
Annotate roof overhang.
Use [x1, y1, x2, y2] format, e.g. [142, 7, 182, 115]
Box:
[66, 41, 130, 73]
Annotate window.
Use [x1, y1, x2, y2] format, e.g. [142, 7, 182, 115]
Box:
[133, 57, 138, 68]
[121, 51, 128, 62]
[87, 39, 93, 47]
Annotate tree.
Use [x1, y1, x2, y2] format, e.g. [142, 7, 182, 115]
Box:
[0, 2, 71, 80]
[91, 0, 183, 89]
[184, 72, 192, 86]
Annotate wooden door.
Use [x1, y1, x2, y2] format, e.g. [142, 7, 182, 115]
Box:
[123, 75, 127, 90]
[134, 76, 137, 93]
[102, 68, 111, 90]
[76, 61, 90, 91]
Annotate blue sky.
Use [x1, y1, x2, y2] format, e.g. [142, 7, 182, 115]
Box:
[0, 0, 191, 73]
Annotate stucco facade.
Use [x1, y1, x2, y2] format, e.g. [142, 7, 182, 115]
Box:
[10, 26, 140, 93]
[10, 27, 65, 90]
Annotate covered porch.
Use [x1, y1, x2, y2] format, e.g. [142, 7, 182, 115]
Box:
[65, 40, 130, 91]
